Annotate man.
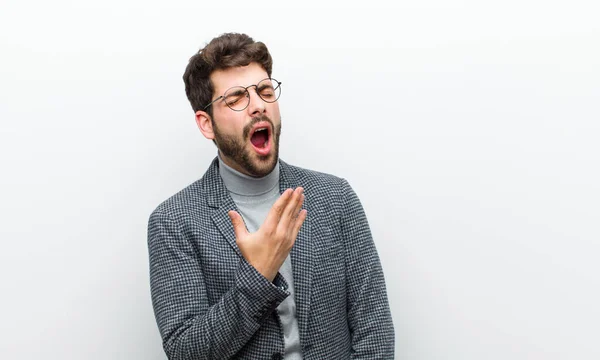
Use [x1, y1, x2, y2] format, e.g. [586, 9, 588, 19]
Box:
[147, 33, 394, 359]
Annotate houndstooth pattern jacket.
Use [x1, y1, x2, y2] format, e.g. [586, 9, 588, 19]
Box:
[147, 157, 395, 359]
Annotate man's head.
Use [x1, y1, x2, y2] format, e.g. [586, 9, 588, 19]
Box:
[183, 33, 282, 178]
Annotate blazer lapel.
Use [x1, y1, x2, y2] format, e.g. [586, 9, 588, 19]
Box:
[279, 160, 313, 346]
[204, 157, 244, 259]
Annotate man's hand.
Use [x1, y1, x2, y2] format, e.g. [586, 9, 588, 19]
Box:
[228, 187, 307, 282]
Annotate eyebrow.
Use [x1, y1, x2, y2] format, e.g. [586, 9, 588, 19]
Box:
[257, 84, 274, 91]
[226, 89, 247, 97]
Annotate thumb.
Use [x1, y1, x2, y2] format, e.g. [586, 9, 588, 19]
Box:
[228, 211, 248, 240]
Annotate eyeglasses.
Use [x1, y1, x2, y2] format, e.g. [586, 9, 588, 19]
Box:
[204, 78, 282, 112]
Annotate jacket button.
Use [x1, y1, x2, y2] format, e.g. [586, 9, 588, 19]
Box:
[271, 353, 282, 360]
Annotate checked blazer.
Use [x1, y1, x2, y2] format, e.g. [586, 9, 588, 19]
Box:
[147, 157, 395, 359]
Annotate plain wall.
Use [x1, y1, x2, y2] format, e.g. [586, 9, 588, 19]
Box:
[1, 0, 599, 359]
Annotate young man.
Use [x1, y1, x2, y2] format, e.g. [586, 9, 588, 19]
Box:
[147, 33, 394, 359]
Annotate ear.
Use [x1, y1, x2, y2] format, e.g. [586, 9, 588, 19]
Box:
[195, 110, 215, 140]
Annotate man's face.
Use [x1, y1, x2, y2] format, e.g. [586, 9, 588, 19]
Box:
[205, 62, 282, 178]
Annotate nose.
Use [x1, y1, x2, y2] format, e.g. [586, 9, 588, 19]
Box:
[246, 86, 266, 116]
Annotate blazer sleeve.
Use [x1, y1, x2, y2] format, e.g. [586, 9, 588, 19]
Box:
[340, 179, 395, 359]
[147, 208, 289, 360]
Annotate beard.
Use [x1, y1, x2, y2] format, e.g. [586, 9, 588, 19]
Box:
[212, 114, 282, 178]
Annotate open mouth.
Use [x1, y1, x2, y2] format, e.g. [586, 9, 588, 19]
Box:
[250, 124, 272, 155]
[251, 127, 269, 148]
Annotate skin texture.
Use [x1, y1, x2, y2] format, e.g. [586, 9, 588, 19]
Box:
[194, 62, 306, 281]
[195, 62, 281, 178]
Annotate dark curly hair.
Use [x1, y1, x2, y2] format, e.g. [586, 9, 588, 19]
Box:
[183, 33, 273, 117]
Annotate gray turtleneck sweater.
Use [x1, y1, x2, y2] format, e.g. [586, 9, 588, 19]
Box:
[218, 155, 302, 360]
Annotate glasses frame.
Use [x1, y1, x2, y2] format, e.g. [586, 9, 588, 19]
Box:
[203, 78, 282, 112]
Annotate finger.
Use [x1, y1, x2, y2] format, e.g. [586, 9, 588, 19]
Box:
[280, 187, 304, 227]
[285, 192, 304, 233]
[292, 193, 305, 221]
[291, 209, 308, 239]
[228, 211, 248, 240]
[264, 188, 293, 227]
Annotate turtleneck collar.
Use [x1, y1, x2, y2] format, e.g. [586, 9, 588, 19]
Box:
[217, 154, 280, 196]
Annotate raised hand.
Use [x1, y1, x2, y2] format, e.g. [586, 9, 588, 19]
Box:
[228, 187, 307, 281]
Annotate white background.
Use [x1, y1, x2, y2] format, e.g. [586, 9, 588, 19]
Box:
[1, 0, 599, 359]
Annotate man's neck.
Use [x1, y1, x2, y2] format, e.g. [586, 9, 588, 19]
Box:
[217, 153, 279, 196]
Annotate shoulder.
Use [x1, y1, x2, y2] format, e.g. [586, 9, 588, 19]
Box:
[280, 160, 358, 211]
[281, 160, 348, 191]
[148, 178, 207, 224]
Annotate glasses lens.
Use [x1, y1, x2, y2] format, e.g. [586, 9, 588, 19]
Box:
[256, 78, 281, 103]
[224, 86, 249, 111]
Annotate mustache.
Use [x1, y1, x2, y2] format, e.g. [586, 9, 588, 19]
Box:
[243, 114, 274, 139]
